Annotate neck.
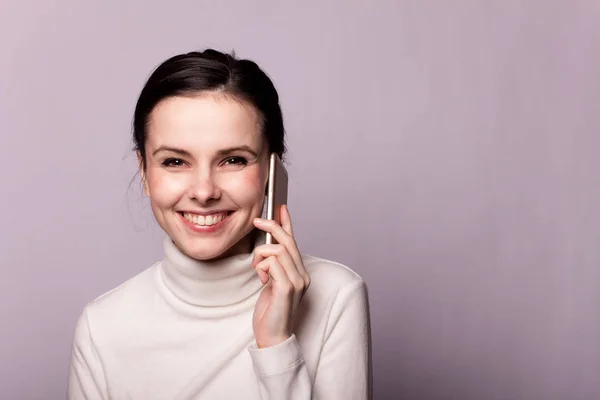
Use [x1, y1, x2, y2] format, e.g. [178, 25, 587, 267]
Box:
[160, 231, 265, 307]
[207, 229, 258, 262]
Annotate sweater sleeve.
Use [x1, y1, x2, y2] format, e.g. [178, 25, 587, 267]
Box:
[248, 278, 372, 400]
[312, 278, 372, 399]
[248, 334, 311, 399]
[67, 309, 109, 400]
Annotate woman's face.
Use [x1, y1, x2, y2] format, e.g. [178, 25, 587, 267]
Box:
[140, 93, 269, 260]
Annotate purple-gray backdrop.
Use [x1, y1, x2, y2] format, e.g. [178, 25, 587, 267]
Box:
[1, 1, 599, 399]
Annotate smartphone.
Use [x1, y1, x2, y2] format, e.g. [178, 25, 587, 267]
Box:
[265, 152, 289, 245]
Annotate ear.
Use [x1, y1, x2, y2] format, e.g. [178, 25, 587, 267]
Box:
[137, 151, 150, 197]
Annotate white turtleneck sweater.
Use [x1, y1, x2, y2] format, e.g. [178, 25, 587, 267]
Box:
[68, 233, 371, 399]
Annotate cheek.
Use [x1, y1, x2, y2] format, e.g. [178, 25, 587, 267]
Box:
[223, 169, 266, 203]
[147, 169, 187, 206]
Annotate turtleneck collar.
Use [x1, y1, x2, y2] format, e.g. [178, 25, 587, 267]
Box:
[160, 231, 265, 307]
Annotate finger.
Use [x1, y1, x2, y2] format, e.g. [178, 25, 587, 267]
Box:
[252, 244, 293, 271]
[255, 256, 293, 294]
[280, 205, 294, 236]
[255, 256, 306, 311]
[253, 218, 310, 287]
[254, 218, 303, 267]
[254, 217, 290, 244]
[255, 263, 269, 285]
[253, 244, 306, 293]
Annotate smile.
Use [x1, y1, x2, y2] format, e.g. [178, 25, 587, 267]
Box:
[181, 211, 232, 227]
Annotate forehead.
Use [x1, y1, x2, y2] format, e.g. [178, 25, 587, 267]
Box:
[147, 93, 263, 151]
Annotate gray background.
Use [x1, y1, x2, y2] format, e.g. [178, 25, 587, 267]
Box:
[1, 1, 599, 399]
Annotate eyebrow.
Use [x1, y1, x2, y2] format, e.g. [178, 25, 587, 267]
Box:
[152, 145, 259, 158]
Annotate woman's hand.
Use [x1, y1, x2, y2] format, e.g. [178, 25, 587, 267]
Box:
[251, 205, 311, 348]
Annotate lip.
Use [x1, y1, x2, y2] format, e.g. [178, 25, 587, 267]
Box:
[179, 210, 233, 217]
[178, 211, 233, 233]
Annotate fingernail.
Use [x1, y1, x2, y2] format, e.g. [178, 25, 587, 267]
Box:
[254, 218, 262, 224]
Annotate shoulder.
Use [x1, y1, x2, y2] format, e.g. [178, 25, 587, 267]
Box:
[300, 253, 368, 304]
[297, 254, 370, 342]
[74, 264, 159, 338]
[301, 253, 363, 283]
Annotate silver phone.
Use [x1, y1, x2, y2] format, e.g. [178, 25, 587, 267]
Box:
[265, 152, 289, 245]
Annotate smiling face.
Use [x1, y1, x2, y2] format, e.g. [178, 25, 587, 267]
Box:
[139, 92, 269, 261]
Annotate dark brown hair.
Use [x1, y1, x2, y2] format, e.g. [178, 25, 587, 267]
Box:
[132, 49, 286, 170]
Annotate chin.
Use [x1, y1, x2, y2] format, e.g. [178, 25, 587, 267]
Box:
[173, 228, 255, 262]
[185, 249, 226, 261]
[174, 236, 233, 261]
[156, 208, 258, 261]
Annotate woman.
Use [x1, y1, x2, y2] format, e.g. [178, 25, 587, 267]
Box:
[68, 49, 372, 399]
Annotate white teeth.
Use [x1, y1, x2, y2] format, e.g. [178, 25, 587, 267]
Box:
[183, 212, 228, 227]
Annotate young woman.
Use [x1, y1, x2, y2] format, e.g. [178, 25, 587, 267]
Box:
[68, 49, 372, 399]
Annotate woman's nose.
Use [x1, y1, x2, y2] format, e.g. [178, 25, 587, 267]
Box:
[188, 171, 221, 204]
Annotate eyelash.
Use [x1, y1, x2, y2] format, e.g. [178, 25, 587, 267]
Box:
[160, 157, 249, 168]
[161, 158, 185, 167]
[223, 156, 248, 166]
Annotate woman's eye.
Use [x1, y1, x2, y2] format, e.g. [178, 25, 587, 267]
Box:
[162, 158, 185, 167]
[223, 157, 248, 166]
